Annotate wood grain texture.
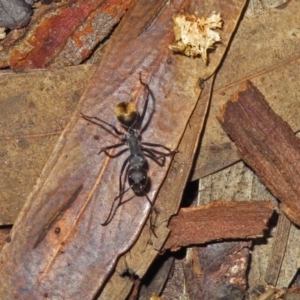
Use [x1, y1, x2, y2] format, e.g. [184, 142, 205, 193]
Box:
[164, 200, 274, 250]
[219, 81, 300, 226]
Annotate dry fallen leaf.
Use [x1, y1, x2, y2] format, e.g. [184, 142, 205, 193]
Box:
[0, 0, 203, 298]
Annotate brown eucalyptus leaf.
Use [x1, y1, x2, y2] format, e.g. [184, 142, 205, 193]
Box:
[100, 0, 248, 298]
[0, 65, 95, 225]
[0, 0, 200, 299]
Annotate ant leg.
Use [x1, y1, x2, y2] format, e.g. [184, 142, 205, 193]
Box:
[138, 74, 155, 133]
[81, 113, 123, 136]
[141, 142, 174, 153]
[142, 147, 175, 166]
[101, 186, 131, 226]
[99, 143, 128, 157]
[118, 158, 130, 195]
[101, 158, 129, 226]
[143, 151, 166, 167]
[82, 113, 128, 156]
[142, 147, 175, 157]
[144, 193, 158, 238]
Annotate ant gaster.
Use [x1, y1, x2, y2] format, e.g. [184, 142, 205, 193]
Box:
[82, 75, 174, 228]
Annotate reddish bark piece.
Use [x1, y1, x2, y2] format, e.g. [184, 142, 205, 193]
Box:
[164, 200, 274, 250]
[0, 0, 131, 69]
[219, 81, 300, 226]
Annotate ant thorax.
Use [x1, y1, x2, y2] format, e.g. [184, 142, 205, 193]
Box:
[125, 129, 146, 169]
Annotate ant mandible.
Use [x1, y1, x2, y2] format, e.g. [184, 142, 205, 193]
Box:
[82, 74, 174, 227]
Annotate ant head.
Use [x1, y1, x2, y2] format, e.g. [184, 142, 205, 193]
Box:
[128, 168, 148, 194]
[115, 102, 139, 128]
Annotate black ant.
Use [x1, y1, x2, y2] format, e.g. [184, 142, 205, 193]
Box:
[81, 75, 174, 229]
